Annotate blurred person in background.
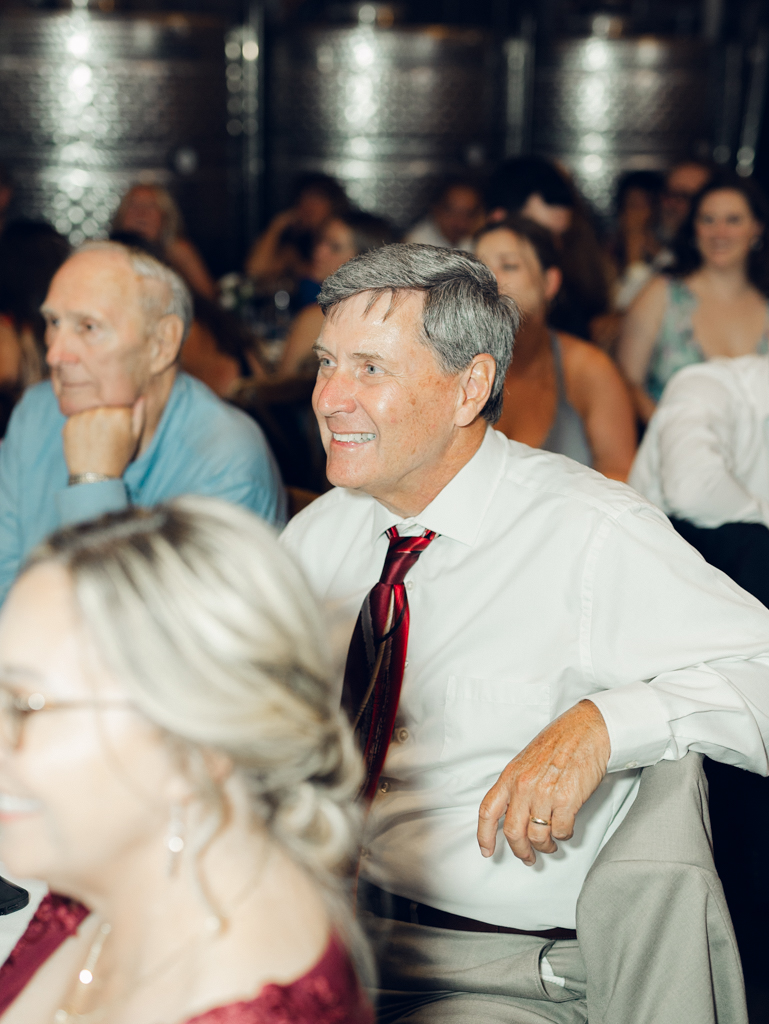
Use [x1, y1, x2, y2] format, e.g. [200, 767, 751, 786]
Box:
[0, 241, 285, 605]
[477, 216, 636, 480]
[617, 172, 769, 424]
[112, 184, 216, 299]
[486, 156, 612, 341]
[487, 156, 574, 237]
[232, 213, 393, 495]
[179, 296, 257, 398]
[271, 210, 395, 383]
[630, 351, 769, 602]
[0, 221, 70, 434]
[245, 173, 351, 300]
[660, 160, 711, 244]
[404, 176, 484, 251]
[609, 169, 667, 312]
[594, 163, 711, 351]
[0, 164, 14, 235]
[0, 497, 373, 1024]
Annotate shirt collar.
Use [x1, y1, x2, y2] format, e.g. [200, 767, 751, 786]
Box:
[370, 426, 506, 546]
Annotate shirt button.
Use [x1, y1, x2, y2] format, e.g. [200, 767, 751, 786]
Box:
[404, 660, 409, 668]
[396, 728, 409, 742]
[379, 781, 390, 794]
[625, 761, 639, 769]
[361, 847, 370, 857]
[405, 580, 413, 591]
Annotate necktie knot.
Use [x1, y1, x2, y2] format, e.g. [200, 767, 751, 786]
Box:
[379, 527, 438, 587]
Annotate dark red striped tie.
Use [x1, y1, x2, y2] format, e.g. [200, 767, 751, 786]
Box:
[341, 527, 437, 801]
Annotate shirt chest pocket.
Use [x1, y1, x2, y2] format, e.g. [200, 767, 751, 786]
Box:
[440, 676, 551, 787]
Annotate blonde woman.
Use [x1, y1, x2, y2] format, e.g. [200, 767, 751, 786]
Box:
[112, 185, 216, 298]
[0, 497, 372, 1023]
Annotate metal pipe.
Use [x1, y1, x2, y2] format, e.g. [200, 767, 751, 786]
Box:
[737, 29, 769, 177]
[702, 0, 723, 43]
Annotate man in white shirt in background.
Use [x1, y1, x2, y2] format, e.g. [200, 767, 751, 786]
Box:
[404, 178, 484, 252]
[281, 244, 769, 1023]
[630, 352, 769, 606]
[630, 351, 769, 995]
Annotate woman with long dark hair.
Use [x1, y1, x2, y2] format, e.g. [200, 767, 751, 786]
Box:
[476, 216, 636, 480]
[617, 172, 769, 424]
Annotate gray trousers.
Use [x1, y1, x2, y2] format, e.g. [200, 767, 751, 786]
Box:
[363, 911, 587, 1024]
[360, 755, 747, 1024]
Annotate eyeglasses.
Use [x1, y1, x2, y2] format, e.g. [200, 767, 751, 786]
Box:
[0, 684, 132, 750]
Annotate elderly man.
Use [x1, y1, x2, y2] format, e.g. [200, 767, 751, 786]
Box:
[0, 241, 284, 603]
[281, 244, 769, 1022]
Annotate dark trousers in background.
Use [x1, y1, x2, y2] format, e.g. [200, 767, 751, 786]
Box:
[670, 517, 769, 985]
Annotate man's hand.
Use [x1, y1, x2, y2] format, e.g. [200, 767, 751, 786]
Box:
[63, 399, 146, 478]
[477, 700, 611, 866]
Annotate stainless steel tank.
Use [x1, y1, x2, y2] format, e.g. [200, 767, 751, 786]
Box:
[0, 9, 236, 268]
[269, 25, 503, 229]
[531, 37, 712, 216]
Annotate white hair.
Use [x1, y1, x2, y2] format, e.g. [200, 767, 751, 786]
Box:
[75, 240, 193, 340]
[26, 496, 369, 978]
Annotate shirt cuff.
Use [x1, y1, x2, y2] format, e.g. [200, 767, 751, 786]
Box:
[55, 479, 129, 527]
[586, 680, 672, 772]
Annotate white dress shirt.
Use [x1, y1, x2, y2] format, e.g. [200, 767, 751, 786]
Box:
[281, 427, 769, 930]
[630, 354, 769, 529]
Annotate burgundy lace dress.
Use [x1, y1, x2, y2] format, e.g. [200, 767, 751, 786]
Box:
[0, 894, 373, 1023]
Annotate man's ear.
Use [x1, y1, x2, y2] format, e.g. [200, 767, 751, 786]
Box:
[455, 353, 496, 427]
[149, 314, 185, 375]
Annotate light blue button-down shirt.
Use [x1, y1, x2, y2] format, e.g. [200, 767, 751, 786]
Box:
[0, 371, 286, 604]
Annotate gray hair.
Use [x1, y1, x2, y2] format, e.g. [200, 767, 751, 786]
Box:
[25, 496, 370, 979]
[319, 243, 520, 423]
[76, 240, 193, 341]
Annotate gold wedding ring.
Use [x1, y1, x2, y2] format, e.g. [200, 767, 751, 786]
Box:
[530, 816, 551, 827]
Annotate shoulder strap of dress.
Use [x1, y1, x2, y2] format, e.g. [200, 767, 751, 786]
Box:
[549, 331, 567, 402]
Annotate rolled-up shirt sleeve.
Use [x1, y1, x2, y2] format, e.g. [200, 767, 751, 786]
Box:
[585, 503, 769, 775]
[651, 371, 769, 528]
[55, 478, 130, 527]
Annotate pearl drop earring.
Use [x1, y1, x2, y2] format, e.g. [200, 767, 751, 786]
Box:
[166, 803, 186, 876]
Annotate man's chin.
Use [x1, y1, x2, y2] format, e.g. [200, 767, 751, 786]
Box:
[54, 390, 101, 418]
[325, 451, 378, 492]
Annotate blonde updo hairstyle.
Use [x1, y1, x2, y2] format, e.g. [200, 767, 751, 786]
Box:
[26, 497, 366, 966]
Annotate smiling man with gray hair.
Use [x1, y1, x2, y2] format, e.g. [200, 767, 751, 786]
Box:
[281, 242, 769, 1022]
[0, 241, 284, 604]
